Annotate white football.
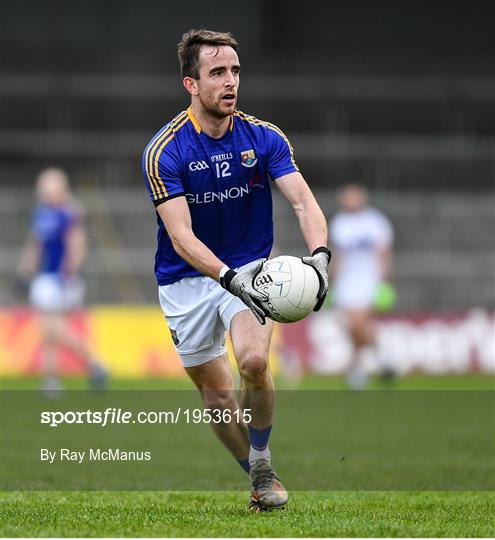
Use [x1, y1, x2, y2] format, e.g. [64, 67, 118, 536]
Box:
[253, 255, 320, 323]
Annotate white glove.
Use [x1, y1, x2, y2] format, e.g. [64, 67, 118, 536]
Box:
[302, 247, 331, 311]
[220, 261, 268, 325]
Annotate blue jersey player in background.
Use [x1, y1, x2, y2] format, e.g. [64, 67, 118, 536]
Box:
[142, 30, 331, 511]
[17, 168, 108, 395]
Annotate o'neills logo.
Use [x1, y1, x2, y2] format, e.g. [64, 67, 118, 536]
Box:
[186, 180, 264, 205]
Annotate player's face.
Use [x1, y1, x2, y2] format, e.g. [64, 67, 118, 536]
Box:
[195, 45, 240, 118]
[340, 186, 367, 212]
[37, 170, 70, 206]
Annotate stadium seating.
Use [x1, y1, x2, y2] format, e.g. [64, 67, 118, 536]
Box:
[0, 2, 493, 311]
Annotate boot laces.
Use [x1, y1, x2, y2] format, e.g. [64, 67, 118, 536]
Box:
[253, 467, 278, 491]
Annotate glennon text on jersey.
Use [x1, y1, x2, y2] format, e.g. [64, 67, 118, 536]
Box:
[185, 177, 264, 205]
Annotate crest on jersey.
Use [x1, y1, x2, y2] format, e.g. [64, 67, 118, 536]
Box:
[240, 149, 258, 168]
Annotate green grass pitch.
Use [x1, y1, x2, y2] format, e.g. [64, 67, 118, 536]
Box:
[2, 491, 494, 537]
[1, 374, 494, 537]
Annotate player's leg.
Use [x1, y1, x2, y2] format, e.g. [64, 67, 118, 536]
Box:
[39, 312, 62, 394]
[230, 309, 288, 509]
[186, 354, 250, 471]
[230, 310, 274, 455]
[30, 275, 63, 392]
[62, 276, 108, 387]
[334, 276, 378, 387]
[159, 276, 251, 473]
[32, 274, 107, 389]
[346, 308, 374, 388]
[47, 313, 108, 388]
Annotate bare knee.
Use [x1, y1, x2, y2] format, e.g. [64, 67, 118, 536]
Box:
[41, 315, 61, 345]
[199, 387, 238, 411]
[348, 312, 373, 347]
[238, 352, 269, 385]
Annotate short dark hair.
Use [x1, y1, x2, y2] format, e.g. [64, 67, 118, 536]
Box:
[177, 29, 239, 79]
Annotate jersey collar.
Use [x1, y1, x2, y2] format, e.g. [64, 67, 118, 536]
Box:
[187, 106, 234, 135]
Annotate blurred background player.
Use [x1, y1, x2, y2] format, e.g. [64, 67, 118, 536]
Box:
[329, 184, 395, 389]
[16, 168, 108, 394]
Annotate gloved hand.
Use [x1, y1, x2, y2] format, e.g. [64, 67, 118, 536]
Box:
[302, 247, 331, 312]
[220, 261, 268, 325]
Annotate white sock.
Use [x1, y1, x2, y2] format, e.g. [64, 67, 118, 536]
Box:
[357, 346, 376, 368]
[346, 366, 368, 389]
[377, 351, 394, 372]
[249, 446, 271, 466]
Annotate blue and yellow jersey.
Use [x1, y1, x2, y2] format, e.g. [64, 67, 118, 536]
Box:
[31, 204, 78, 275]
[142, 107, 299, 286]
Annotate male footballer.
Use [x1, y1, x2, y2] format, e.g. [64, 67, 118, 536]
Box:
[330, 184, 394, 388]
[17, 168, 108, 395]
[142, 29, 330, 511]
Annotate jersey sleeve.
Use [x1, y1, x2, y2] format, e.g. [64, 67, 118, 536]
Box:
[142, 135, 185, 207]
[265, 125, 299, 180]
[67, 199, 85, 227]
[374, 212, 394, 247]
[380, 214, 394, 247]
[329, 216, 341, 248]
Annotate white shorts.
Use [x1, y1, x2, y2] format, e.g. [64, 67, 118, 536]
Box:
[30, 274, 85, 313]
[333, 275, 379, 310]
[158, 260, 263, 368]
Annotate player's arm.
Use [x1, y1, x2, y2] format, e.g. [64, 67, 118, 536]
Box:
[376, 214, 394, 280]
[267, 125, 330, 310]
[330, 250, 341, 279]
[275, 171, 331, 310]
[156, 196, 225, 280]
[64, 221, 87, 276]
[143, 140, 225, 280]
[378, 246, 393, 280]
[328, 219, 340, 279]
[275, 172, 328, 252]
[16, 233, 40, 280]
[156, 197, 267, 324]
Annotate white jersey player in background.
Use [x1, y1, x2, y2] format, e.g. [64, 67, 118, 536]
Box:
[329, 184, 394, 388]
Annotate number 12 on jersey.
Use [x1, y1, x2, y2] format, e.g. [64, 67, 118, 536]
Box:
[215, 162, 231, 178]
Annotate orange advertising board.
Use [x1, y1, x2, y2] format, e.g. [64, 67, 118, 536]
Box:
[0, 306, 280, 378]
